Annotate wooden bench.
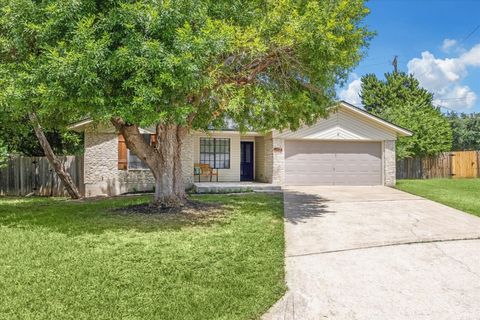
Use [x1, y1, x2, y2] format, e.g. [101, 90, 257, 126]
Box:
[194, 163, 219, 182]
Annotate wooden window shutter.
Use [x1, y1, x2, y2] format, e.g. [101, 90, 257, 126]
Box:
[118, 134, 128, 170]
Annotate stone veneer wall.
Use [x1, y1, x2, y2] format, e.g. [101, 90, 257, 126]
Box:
[263, 133, 285, 185]
[84, 128, 194, 197]
[384, 140, 396, 186]
[271, 138, 285, 185]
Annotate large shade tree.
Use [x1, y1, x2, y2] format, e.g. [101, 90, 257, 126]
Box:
[1, 0, 372, 206]
[361, 72, 452, 158]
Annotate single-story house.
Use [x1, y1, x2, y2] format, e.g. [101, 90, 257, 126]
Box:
[70, 101, 412, 197]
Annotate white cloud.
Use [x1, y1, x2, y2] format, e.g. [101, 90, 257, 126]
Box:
[407, 43, 480, 111]
[441, 38, 458, 53]
[432, 85, 477, 110]
[338, 77, 362, 106]
[442, 39, 458, 53]
[460, 43, 480, 66]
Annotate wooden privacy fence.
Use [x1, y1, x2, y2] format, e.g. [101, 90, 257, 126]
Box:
[397, 151, 480, 179]
[0, 156, 84, 196]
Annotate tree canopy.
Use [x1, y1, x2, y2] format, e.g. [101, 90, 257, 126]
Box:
[361, 72, 452, 158]
[1, 0, 372, 131]
[0, 0, 373, 205]
[446, 112, 480, 151]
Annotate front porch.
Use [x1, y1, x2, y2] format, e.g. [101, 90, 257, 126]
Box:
[192, 182, 282, 194]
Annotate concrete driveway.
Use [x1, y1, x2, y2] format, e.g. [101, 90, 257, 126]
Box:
[264, 186, 480, 320]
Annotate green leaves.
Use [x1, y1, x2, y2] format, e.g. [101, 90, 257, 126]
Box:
[0, 139, 7, 168]
[447, 112, 480, 151]
[1, 0, 372, 132]
[361, 72, 452, 158]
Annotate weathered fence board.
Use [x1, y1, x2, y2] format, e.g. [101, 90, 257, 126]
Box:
[397, 151, 480, 179]
[0, 156, 83, 196]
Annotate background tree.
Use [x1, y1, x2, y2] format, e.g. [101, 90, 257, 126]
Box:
[0, 114, 83, 157]
[1, 0, 372, 207]
[446, 112, 480, 151]
[0, 0, 87, 198]
[361, 72, 452, 158]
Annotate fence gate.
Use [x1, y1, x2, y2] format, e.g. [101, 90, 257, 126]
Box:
[451, 151, 479, 178]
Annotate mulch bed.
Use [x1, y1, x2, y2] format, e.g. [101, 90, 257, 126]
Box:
[112, 199, 224, 216]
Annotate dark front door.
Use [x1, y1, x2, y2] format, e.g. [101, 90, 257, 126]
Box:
[240, 141, 254, 181]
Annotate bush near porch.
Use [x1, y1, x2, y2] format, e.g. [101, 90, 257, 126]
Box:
[0, 194, 285, 320]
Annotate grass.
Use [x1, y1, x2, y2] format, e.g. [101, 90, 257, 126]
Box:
[0, 194, 286, 320]
[396, 178, 480, 217]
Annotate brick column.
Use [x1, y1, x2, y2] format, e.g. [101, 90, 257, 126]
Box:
[384, 140, 396, 186]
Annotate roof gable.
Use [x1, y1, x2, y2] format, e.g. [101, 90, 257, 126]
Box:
[273, 102, 413, 140]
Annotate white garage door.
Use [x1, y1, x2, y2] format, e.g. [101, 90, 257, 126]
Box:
[285, 141, 382, 186]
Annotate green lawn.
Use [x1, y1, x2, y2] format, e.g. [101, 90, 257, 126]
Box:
[396, 178, 480, 217]
[0, 194, 285, 320]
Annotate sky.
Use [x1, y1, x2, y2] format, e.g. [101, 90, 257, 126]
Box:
[337, 0, 480, 113]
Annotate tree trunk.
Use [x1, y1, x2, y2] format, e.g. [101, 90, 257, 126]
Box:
[153, 124, 186, 207]
[29, 112, 82, 199]
[111, 118, 187, 208]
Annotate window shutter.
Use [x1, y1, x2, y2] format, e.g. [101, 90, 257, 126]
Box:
[118, 134, 128, 170]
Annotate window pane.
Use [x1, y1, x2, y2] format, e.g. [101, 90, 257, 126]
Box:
[200, 138, 230, 169]
[128, 134, 151, 169]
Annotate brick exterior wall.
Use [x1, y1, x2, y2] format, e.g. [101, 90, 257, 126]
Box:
[83, 128, 194, 197]
[181, 134, 194, 187]
[271, 138, 285, 185]
[263, 134, 285, 185]
[384, 140, 396, 186]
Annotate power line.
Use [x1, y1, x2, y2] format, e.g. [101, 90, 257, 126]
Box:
[459, 24, 480, 44]
[356, 61, 391, 68]
[434, 104, 456, 112]
[413, 24, 480, 80]
[435, 97, 471, 101]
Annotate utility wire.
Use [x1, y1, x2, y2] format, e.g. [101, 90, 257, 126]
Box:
[436, 97, 471, 101]
[459, 24, 480, 44]
[413, 24, 480, 79]
[434, 104, 456, 112]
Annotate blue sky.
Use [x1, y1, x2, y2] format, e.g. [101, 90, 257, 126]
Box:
[338, 0, 480, 113]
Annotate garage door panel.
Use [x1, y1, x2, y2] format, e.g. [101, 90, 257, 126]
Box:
[286, 173, 335, 186]
[285, 141, 382, 186]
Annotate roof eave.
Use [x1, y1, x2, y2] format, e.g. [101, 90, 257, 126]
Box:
[68, 119, 94, 132]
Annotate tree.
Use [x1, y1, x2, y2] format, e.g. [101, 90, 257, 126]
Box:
[1, 0, 372, 207]
[0, 139, 7, 168]
[446, 112, 480, 151]
[0, 0, 85, 198]
[361, 72, 452, 158]
[0, 115, 83, 157]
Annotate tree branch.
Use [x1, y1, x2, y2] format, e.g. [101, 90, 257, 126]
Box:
[110, 117, 159, 178]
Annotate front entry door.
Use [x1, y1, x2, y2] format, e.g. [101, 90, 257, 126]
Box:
[240, 142, 254, 181]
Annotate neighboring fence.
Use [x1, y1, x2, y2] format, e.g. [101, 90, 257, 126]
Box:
[0, 156, 84, 196]
[397, 151, 480, 179]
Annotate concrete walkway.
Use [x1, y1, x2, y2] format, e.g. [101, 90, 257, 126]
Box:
[264, 186, 480, 320]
